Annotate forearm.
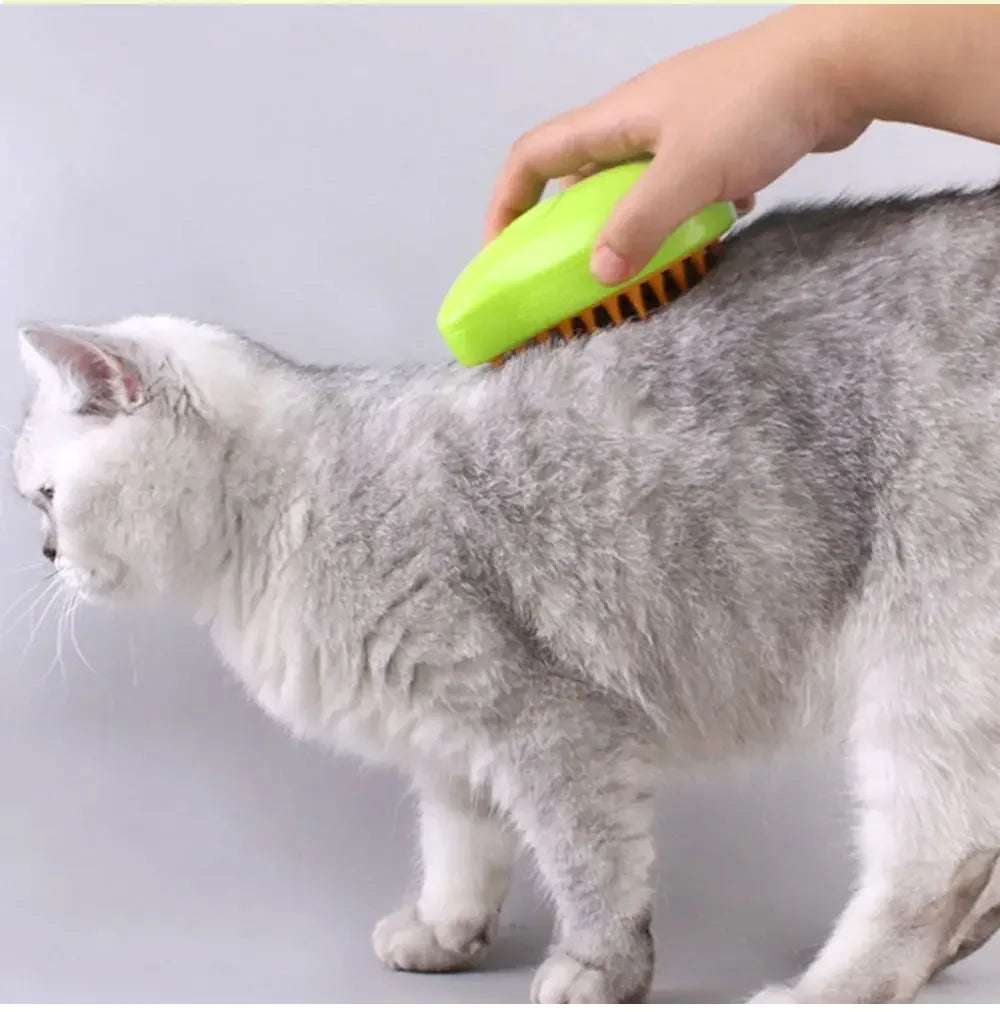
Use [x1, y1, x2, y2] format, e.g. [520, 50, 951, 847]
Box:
[787, 5, 1000, 144]
[485, 4, 1000, 278]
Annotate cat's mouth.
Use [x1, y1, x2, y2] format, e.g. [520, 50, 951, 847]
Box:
[56, 559, 125, 602]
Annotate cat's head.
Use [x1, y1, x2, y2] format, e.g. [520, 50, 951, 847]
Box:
[12, 316, 250, 606]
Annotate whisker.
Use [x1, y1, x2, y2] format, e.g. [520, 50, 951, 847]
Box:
[0, 576, 57, 642]
[69, 596, 96, 675]
[129, 632, 139, 688]
[0, 577, 51, 629]
[1, 560, 47, 580]
[23, 580, 65, 657]
[44, 590, 72, 688]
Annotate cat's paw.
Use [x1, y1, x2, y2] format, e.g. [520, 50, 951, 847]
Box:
[747, 983, 798, 1003]
[531, 953, 612, 1003]
[372, 904, 497, 973]
[532, 920, 654, 1003]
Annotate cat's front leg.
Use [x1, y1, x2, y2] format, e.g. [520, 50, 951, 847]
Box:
[373, 773, 517, 973]
[508, 721, 658, 1004]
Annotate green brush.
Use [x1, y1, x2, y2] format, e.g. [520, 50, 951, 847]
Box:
[438, 160, 737, 367]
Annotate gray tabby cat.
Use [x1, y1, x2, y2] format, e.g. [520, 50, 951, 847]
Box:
[13, 186, 1000, 1003]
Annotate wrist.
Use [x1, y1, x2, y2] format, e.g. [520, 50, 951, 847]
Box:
[769, 6, 875, 151]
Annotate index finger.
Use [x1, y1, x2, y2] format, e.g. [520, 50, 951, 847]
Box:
[482, 119, 589, 244]
[482, 106, 652, 245]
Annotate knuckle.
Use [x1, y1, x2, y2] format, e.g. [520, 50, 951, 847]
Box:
[508, 129, 537, 164]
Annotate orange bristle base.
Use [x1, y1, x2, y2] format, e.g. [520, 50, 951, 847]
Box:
[491, 240, 724, 367]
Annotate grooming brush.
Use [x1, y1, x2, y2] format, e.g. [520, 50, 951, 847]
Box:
[437, 160, 737, 367]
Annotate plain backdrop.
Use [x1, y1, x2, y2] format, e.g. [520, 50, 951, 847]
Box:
[2, 5, 1000, 1003]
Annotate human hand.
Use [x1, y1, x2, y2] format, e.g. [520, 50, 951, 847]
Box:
[483, 9, 870, 286]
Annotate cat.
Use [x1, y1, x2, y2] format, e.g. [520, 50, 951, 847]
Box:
[13, 185, 1000, 1003]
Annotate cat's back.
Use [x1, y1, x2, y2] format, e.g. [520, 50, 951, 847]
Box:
[439, 185, 1000, 741]
[483, 182, 1000, 477]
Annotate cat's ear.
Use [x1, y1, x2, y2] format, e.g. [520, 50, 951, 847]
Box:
[19, 322, 144, 416]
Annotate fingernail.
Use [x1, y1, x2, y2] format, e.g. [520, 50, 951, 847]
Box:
[590, 244, 629, 286]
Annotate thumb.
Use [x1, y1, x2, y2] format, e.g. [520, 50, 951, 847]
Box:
[590, 155, 712, 286]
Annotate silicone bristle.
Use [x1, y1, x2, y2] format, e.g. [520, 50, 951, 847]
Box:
[668, 262, 688, 292]
[647, 271, 667, 305]
[622, 286, 647, 320]
[604, 297, 624, 326]
[490, 243, 722, 367]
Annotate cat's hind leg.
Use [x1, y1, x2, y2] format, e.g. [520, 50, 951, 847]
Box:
[752, 605, 1000, 1003]
[750, 842, 999, 1003]
[373, 773, 517, 973]
[933, 853, 1000, 975]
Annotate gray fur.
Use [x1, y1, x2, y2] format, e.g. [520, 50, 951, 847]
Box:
[14, 185, 1000, 1002]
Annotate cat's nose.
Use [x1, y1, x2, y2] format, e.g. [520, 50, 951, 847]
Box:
[42, 539, 56, 563]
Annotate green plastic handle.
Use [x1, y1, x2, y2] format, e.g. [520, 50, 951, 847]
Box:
[438, 161, 737, 366]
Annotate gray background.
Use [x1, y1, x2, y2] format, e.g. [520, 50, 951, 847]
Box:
[1, 4, 999, 1002]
